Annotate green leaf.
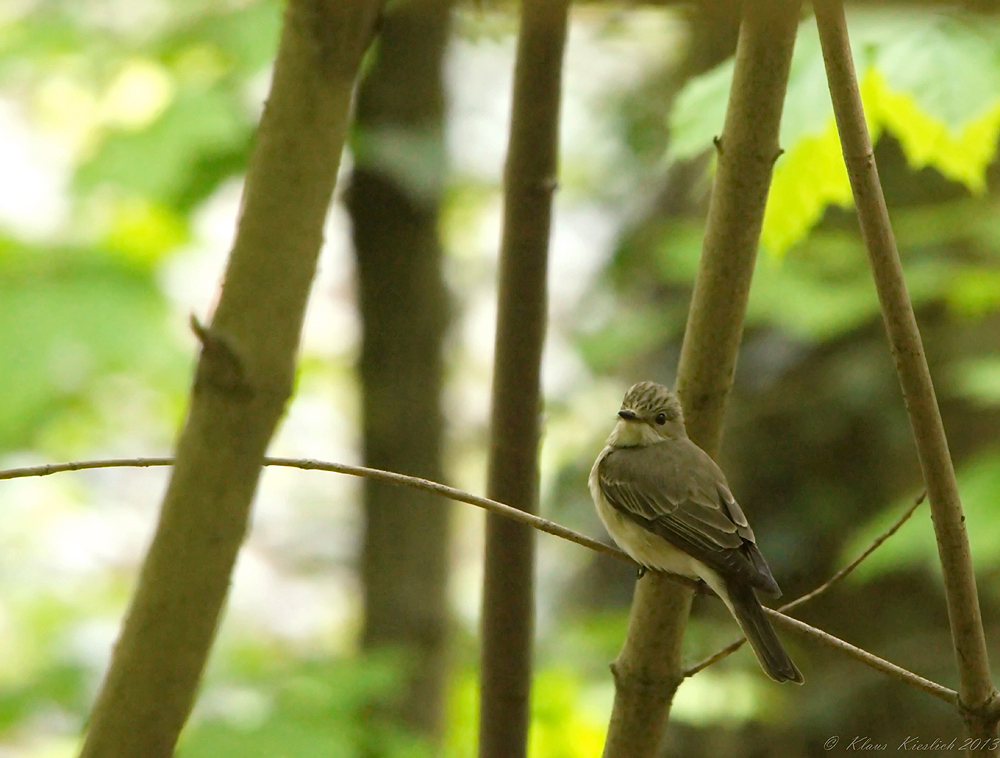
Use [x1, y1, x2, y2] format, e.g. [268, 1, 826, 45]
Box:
[77, 86, 251, 205]
[577, 304, 682, 371]
[668, 10, 1000, 256]
[444, 669, 608, 758]
[866, 70, 1000, 192]
[948, 357, 1000, 405]
[0, 248, 176, 450]
[181, 655, 433, 758]
[760, 121, 852, 256]
[668, 62, 730, 162]
[872, 13, 1000, 131]
[103, 197, 190, 263]
[746, 252, 879, 340]
[178, 1, 283, 74]
[844, 448, 1000, 580]
[529, 670, 607, 758]
[946, 268, 1000, 318]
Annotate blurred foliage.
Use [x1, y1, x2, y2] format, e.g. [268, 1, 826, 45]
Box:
[581, 211, 985, 371]
[445, 668, 608, 758]
[0, 240, 181, 451]
[671, 11, 1000, 255]
[181, 652, 434, 758]
[846, 446, 1000, 581]
[0, 0, 283, 457]
[2, 1, 1000, 756]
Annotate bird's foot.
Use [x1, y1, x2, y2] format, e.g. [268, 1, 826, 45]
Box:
[694, 578, 713, 596]
[636, 565, 647, 580]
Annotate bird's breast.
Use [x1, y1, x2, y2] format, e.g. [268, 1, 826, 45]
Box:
[589, 449, 701, 579]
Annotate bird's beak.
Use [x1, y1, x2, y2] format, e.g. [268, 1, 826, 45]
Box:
[618, 409, 638, 421]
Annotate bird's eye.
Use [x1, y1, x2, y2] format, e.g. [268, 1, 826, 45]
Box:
[655, 412, 667, 425]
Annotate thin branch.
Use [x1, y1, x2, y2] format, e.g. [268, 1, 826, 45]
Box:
[1, 456, 960, 705]
[682, 638, 745, 679]
[683, 610, 958, 708]
[815, 0, 997, 741]
[602, 1, 803, 755]
[0, 456, 699, 592]
[782, 490, 926, 614]
[0, 455, 630, 568]
[684, 491, 927, 677]
[767, 609, 959, 707]
[0, 458, 175, 480]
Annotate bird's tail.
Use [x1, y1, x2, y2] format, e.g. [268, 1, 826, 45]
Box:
[724, 579, 804, 684]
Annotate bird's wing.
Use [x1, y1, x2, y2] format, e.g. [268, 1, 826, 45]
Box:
[598, 440, 780, 595]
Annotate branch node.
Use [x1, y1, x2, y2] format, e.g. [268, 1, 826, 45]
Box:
[712, 135, 723, 155]
[0, 454, 966, 711]
[609, 660, 622, 688]
[608, 660, 682, 701]
[190, 315, 253, 398]
[960, 689, 1000, 725]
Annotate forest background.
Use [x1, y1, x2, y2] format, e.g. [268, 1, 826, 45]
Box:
[2, 0, 1000, 755]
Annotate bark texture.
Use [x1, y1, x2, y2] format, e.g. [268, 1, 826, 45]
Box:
[347, 0, 452, 742]
[78, 2, 383, 756]
[478, 2, 570, 757]
[815, 0, 998, 747]
[602, 1, 802, 755]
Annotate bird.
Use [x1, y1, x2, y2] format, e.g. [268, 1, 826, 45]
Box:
[589, 380, 803, 684]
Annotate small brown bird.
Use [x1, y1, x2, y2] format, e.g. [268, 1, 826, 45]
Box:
[589, 380, 803, 684]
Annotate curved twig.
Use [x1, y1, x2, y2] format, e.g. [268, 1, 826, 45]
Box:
[3, 455, 957, 702]
[781, 491, 926, 614]
[0, 455, 625, 565]
[768, 609, 958, 707]
[684, 491, 927, 678]
[0, 456, 700, 592]
[815, 0, 996, 741]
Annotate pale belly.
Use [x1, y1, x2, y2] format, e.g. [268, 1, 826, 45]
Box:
[588, 449, 728, 603]
[588, 454, 696, 576]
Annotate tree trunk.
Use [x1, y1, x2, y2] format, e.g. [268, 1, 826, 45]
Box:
[815, 1, 997, 747]
[78, 2, 383, 757]
[346, 0, 452, 743]
[601, 1, 801, 755]
[478, 2, 570, 757]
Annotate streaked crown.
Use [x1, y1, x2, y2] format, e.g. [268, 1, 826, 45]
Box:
[604, 380, 687, 446]
[621, 381, 684, 424]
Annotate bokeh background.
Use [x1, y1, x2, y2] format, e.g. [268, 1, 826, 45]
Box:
[2, 1, 1000, 755]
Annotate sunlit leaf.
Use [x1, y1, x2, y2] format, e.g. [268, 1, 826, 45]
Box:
[77, 87, 251, 206]
[668, 10, 1000, 256]
[866, 71, 1000, 193]
[0, 247, 177, 450]
[760, 121, 851, 255]
[444, 669, 609, 758]
[871, 12, 1000, 131]
[103, 196, 190, 263]
[529, 670, 607, 758]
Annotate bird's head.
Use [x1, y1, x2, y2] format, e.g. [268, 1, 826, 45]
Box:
[608, 381, 688, 447]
